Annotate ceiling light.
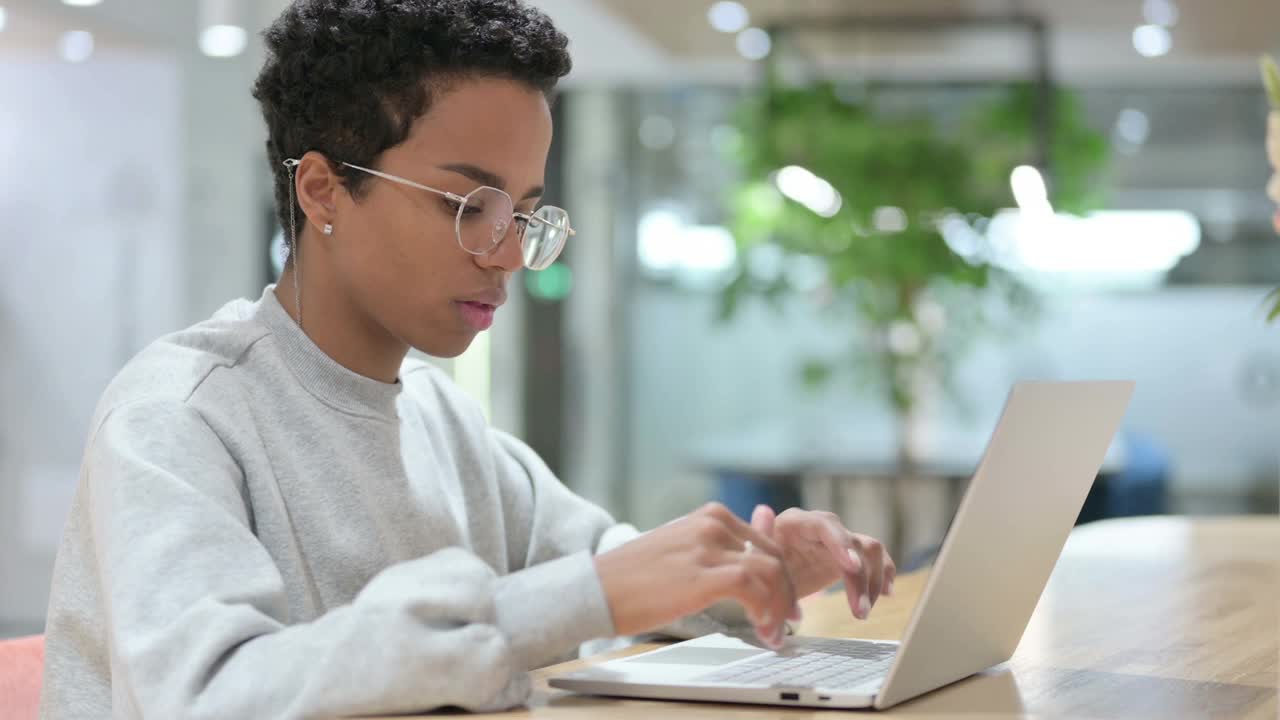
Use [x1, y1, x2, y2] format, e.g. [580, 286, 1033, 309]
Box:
[199, 0, 247, 58]
[58, 30, 94, 63]
[200, 25, 247, 58]
[0, 7, 7, 32]
[736, 27, 771, 61]
[707, 1, 749, 34]
[61, 0, 103, 6]
[1132, 24, 1171, 58]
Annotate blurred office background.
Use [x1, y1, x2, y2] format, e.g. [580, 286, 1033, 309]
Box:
[1, 0, 1278, 637]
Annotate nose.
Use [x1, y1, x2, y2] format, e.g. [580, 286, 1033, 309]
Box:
[474, 217, 525, 273]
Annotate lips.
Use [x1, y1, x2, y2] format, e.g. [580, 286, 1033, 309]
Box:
[456, 289, 504, 332]
[459, 288, 507, 307]
[456, 301, 494, 331]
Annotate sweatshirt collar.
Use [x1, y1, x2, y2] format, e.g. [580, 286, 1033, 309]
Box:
[254, 285, 402, 420]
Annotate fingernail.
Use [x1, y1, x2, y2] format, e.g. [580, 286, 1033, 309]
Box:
[767, 625, 785, 649]
[760, 608, 773, 625]
[788, 604, 804, 622]
[759, 629, 781, 650]
[858, 595, 870, 618]
[885, 580, 895, 597]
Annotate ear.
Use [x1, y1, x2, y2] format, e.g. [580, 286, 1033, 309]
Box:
[295, 151, 340, 237]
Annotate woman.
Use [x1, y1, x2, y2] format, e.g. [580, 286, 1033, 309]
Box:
[39, 1, 894, 717]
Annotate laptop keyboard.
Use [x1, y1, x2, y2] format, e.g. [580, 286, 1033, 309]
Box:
[695, 638, 896, 690]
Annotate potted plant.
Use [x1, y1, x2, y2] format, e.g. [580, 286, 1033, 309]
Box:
[1262, 54, 1280, 321]
[718, 78, 1108, 551]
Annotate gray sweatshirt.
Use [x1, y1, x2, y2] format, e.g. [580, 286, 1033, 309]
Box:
[39, 286, 742, 719]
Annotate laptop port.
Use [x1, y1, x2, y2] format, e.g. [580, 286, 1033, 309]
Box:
[818, 696, 832, 701]
[780, 692, 800, 701]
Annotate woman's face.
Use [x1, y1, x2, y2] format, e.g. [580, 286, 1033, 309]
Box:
[327, 76, 554, 358]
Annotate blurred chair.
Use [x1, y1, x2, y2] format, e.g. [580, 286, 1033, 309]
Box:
[1105, 431, 1170, 517]
[714, 469, 802, 521]
[1077, 431, 1170, 524]
[0, 634, 44, 720]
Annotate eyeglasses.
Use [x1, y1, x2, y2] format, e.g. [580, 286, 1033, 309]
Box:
[336, 161, 573, 271]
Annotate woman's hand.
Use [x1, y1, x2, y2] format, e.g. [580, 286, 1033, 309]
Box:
[751, 505, 896, 622]
[594, 502, 800, 649]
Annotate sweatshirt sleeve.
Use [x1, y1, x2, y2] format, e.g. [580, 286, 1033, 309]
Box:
[489, 430, 759, 648]
[79, 400, 613, 719]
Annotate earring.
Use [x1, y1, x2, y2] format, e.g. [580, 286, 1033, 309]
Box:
[322, 223, 334, 236]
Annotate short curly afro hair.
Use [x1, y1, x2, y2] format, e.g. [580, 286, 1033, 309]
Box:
[253, 0, 572, 240]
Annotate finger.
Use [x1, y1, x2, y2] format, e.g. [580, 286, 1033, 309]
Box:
[840, 550, 870, 620]
[851, 533, 886, 608]
[746, 548, 797, 642]
[809, 518, 859, 576]
[699, 503, 779, 554]
[811, 519, 885, 611]
[865, 538, 896, 594]
[787, 601, 804, 623]
[751, 504, 801, 618]
[716, 509, 786, 560]
[701, 505, 799, 630]
[710, 556, 770, 625]
[737, 545, 793, 640]
[751, 504, 776, 537]
[713, 556, 787, 649]
[727, 509, 798, 630]
[882, 547, 898, 597]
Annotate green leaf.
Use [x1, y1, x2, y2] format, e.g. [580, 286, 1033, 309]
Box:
[800, 360, 834, 389]
[715, 270, 749, 323]
[1266, 287, 1280, 323]
[1262, 55, 1280, 109]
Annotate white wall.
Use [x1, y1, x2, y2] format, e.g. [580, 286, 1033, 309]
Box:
[0, 18, 272, 628]
[181, 50, 268, 322]
[0, 54, 185, 628]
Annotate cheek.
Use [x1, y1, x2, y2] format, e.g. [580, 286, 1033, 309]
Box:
[335, 196, 469, 307]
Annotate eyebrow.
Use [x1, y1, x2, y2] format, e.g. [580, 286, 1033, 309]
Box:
[437, 163, 544, 201]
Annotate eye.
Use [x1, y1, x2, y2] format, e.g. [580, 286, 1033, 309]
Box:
[440, 196, 475, 217]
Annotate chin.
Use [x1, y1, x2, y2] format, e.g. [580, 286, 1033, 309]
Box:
[411, 331, 477, 360]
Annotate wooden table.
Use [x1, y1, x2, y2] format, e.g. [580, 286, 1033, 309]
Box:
[416, 516, 1280, 719]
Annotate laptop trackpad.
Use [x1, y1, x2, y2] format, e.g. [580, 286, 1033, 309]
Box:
[624, 646, 765, 666]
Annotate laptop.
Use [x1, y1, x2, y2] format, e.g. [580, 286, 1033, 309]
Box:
[550, 380, 1135, 710]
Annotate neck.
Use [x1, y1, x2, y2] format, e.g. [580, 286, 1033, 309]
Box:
[274, 261, 407, 384]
